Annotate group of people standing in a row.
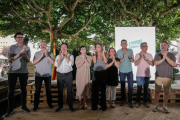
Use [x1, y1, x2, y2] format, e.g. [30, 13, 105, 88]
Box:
[3, 32, 175, 118]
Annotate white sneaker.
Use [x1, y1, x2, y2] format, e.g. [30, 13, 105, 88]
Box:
[106, 101, 110, 107]
[163, 106, 169, 113]
[152, 104, 158, 112]
[111, 102, 116, 108]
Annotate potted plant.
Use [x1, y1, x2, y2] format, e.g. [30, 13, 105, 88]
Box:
[172, 68, 179, 84]
[1, 68, 4, 78]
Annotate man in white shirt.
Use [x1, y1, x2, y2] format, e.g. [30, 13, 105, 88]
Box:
[54, 43, 75, 112]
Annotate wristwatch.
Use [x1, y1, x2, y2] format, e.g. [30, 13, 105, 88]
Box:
[146, 59, 149, 61]
[129, 57, 132, 59]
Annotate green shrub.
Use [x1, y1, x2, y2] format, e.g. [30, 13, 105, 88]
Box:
[173, 68, 179, 84]
[0, 85, 4, 89]
[1, 68, 4, 77]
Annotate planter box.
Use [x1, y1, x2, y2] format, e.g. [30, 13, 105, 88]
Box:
[149, 84, 180, 104]
[0, 80, 8, 86]
[0, 86, 8, 94]
[0, 80, 21, 103]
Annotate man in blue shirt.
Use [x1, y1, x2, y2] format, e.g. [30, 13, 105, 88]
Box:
[117, 39, 134, 108]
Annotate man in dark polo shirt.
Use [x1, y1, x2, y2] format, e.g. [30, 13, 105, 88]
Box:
[152, 41, 175, 113]
[4, 32, 31, 117]
[32, 41, 54, 111]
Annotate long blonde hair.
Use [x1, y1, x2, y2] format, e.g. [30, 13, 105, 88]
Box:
[107, 47, 117, 58]
[96, 43, 105, 62]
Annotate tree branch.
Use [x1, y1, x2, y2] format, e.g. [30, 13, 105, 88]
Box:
[159, 3, 180, 17]
[28, 23, 34, 27]
[25, 13, 33, 18]
[46, 1, 53, 31]
[114, 2, 121, 15]
[70, 0, 80, 11]
[56, 0, 81, 30]
[60, 3, 97, 37]
[19, 1, 28, 11]
[47, 1, 53, 12]
[148, 0, 153, 6]
[117, 16, 121, 27]
[32, 1, 45, 11]
[119, 0, 138, 17]
[105, 3, 114, 15]
[165, 0, 170, 6]
[141, 0, 143, 5]
[12, 9, 48, 28]
[88, 1, 95, 17]
[56, 13, 74, 31]
[26, 0, 37, 13]
[104, 3, 114, 25]
[61, 0, 69, 12]
[121, 10, 140, 26]
[42, 29, 49, 33]
[148, 12, 153, 26]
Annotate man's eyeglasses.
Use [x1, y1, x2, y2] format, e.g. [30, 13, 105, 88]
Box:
[142, 46, 148, 47]
[16, 37, 23, 39]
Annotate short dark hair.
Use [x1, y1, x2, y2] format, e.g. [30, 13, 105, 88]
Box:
[78, 46, 86, 55]
[160, 41, 168, 45]
[121, 39, 127, 44]
[140, 42, 147, 47]
[60, 43, 68, 48]
[14, 32, 23, 38]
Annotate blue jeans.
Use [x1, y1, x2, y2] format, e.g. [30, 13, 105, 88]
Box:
[119, 71, 133, 102]
[136, 77, 150, 103]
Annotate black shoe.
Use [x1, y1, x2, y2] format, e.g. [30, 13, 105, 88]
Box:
[32, 106, 38, 111]
[69, 107, 75, 112]
[128, 102, 134, 108]
[48, 104, 53, 109]
[120, 101, 125, 106]
[102, 107, 107, 111]
[55, 107, 62, 112]
[3, 110, 14, 117]
[21, 107, 30, 112]
[92, 107, 98, 111]
[0, 117, 4, 120]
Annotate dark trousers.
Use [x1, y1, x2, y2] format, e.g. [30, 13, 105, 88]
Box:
[34, 76, 52, 107]
[119, 71, 133, 102]
[136, 77, 150, 103]
[91, 71, 107, 110]
[57, 72, 73, 108]
[8, 73, 28, 110]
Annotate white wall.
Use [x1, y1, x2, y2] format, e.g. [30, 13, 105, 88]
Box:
[115, 27, 156, 80]
[0, 35, 39, 62]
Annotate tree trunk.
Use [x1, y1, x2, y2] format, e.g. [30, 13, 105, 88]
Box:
[49, 31, 54, 52]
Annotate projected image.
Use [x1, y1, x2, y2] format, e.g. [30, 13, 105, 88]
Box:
[129, 39, 142, 49]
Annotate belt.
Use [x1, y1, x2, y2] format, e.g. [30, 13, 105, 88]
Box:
[95, 70, 105, 72]
[59, 71, 72, 75]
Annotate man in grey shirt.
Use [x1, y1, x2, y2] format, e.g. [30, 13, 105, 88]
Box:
[152, 41, 175, 113]
[4, 32, 31, 117]
[32, 41, 55, 111]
